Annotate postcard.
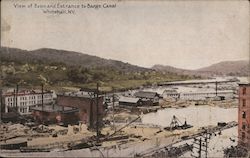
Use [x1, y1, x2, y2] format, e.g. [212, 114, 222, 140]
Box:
[0, 0, 249, 157]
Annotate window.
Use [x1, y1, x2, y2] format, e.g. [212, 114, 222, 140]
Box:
[242, 111, 246, 119]
[242, 124, 246, 130]
[242, 132, 245, 140]
[243, 87, 246, 95]
[243, 99, 246, 107]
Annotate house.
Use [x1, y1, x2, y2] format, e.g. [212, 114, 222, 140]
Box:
[119, 96, 142, 107]
[238, 83, 250, 150]
[56, 91, 104, 128]
[134, 91, 160, 106]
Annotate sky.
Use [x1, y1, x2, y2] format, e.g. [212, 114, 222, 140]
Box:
[1, 0, 249, 70]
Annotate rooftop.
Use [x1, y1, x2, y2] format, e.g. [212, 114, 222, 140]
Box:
[58, 91, 103, 98]
[119, 96, 141, 103]
[134, 91, 159, 99]
[3, 89, 52, 96]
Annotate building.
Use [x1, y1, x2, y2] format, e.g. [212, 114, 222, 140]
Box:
[119, 96, 142, 107]
[163, 89, 180, 99]
[31, 105, 79, 125]
[163, 88, 234, 101]
[3, 89, 53, 115]
[57, 91, 104, 128]
[179, 90, 234, 101]
[134, 91, 160, 106]
[238, 83, 250, 150]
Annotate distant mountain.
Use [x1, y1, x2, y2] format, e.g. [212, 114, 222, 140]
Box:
[152, 60, 249, 77]
[196, 60, 249, 76]
[152, 65, 191, 74]
[0, 47, 149, 72]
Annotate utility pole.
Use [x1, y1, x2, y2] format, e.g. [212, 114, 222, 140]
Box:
[96, 83, 100, 141]
[90, 97, 94, 129]
[41, 84, 44, 110]
[215, 81, 218, 96]
[13, 89, 16, 112]
[16, 84, 18, 112]
[85, 83, 102, 141]
[112, 93, 116, 132]
[191, 131, 210, 158]
[0, 88, 2, 123]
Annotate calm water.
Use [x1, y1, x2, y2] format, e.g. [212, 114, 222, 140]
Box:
[141, 105, 238, 128]
[142, 105, 238, 157]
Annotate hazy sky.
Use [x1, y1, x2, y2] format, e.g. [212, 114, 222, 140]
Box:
[1, 0, 249, 69]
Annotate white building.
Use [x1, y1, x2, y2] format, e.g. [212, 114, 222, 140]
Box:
[3, 89, 53, 115]
[179, 90, 234, 100]
[163, 87, 235, 101]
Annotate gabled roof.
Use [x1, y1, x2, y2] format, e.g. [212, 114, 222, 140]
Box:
[119, 96, 140, 103]
[134, 91, 159, 99]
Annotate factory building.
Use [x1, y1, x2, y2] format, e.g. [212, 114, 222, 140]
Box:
[57, 91, 104, 128]
[238, 83, 250, 150]
[2, 89, 53, 115]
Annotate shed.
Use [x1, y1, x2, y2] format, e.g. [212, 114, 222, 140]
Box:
[119, 96, 142, 107]
[134, 91, 160, 106]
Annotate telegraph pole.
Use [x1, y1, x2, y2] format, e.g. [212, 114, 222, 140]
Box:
[191, 131, 210, 158]
[96, 83, 100, 141]
[16, 84, 18, 109]
[41, 84, 44, 110]
[112, 93, 116, 131]
[89, 97, 94, 129]
[215, 81, 218, 96]
[13, 89, 16, 112]
[0, 88, 2, 123]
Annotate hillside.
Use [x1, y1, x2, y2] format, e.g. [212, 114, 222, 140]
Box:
[152, 65, 192, 75]
[0, 47, 194, 91]
[196, 60, 249, 76]
[0, 47, 148, 72]
[152, 60, 249, 77]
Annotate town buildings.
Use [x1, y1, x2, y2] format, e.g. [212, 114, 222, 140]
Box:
[3, 89, 53, 115]
[238, 83, 250, 150]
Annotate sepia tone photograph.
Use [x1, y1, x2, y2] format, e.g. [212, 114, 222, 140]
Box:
[0, 0, 250, 157]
